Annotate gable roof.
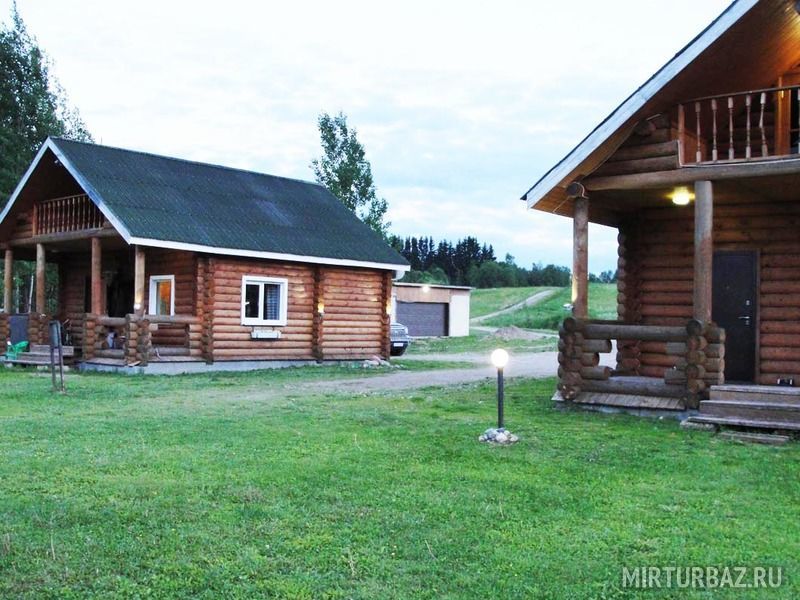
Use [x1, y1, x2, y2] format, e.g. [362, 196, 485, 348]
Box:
[522, 0, 761, 214]
[1, 137, 408, 271]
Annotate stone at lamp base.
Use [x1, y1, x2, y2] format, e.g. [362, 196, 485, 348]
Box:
[478, 427, 519, 445]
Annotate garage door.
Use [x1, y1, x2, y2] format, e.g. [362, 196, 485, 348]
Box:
[396, 302, 448, 337]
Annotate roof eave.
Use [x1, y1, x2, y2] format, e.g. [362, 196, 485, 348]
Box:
[128, 235, 410, 273]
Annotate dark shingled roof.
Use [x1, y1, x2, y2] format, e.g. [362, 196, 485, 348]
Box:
[48, 137, 407, 268]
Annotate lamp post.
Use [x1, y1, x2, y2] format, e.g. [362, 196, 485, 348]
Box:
[490, 348, 509, 429]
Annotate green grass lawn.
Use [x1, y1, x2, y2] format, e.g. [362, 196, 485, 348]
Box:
[483, 283, 618, 330]
[470, 287, 553, 318]
[406, 329, 555, 356]
[1, 368, 798, 598]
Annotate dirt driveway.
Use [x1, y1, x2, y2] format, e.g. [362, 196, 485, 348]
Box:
[304, 352, 559, 393]
[303, 346, 616, 394]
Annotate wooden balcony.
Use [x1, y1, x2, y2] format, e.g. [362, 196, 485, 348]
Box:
[583, 84, 800, 194]
[678, 85, 800, 165]
[34, 194, 104, 236]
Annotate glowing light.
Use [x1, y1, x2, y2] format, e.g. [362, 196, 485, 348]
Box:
[670, 186, 694, 206]
[491, 348, 509, 369]
[421, 285, 431, 293]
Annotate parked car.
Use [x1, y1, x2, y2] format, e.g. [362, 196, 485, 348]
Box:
[390, 322, 411, 356]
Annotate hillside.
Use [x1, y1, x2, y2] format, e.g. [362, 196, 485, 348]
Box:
[481, 283, 617, 330]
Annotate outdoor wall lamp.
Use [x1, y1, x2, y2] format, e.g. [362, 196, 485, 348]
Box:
[670, 186, 694, 206]
[421, 284, 431, 293]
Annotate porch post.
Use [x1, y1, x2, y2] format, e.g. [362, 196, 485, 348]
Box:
[4, 248, 12, 313]
[569, 183, 589, 319]
[35, 243, 46, 313]
[91, 237, 103, 315]
[134, 245, 145, 316]
[693, 180, 713, 322]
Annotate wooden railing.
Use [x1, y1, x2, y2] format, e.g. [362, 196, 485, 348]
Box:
[558, 318, 725, 409]
[678, 85, 800, 165]
[83, 314, 202, 365]
[34, 194, 104, 236]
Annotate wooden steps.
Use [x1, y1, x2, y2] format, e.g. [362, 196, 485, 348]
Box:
[683, 384, 800, 437]
[688, 414, 800, 431]
[718, 431, 791, 446]
[5, 344, 75, 366]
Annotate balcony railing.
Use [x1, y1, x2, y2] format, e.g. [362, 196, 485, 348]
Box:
[678, 85, 800, 165]
[34, 194, 104, 236]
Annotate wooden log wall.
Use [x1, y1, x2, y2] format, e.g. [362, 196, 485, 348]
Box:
[203, 257, 315, 361]
[616, 223, 642, 375]
[82, 314, 97, 360]
[202, 258, 390, 362]
[196, 256, 213, 363]
[0, 313, 8, 350]
[145, 249, 197, 346]
[590, 115, 680, 177]
[320, 267, 386, 360]
[58, 253, 89, 350]
[27, 312, 47, 346]
[9, 209, 34, 243]
[558, 318, 723, 406]
[622, 199, 799, 384]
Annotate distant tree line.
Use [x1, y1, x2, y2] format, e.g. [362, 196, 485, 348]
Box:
[389, 235, 617, 288]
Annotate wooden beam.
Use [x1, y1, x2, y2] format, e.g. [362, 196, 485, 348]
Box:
[8, 226, 118, 247]
[311, 266, 324, 360]
[35, 243, 45, 313]
[583, 157, 800, 191]
[134, 245, 145, 316]
[572, 195, 589, 318]
[693, 181, 713, 322]
[3, 249, 11, 313]
[91, 237, 103, 315]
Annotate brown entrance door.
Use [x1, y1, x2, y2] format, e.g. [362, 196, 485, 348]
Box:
[712, 251, 757, 382]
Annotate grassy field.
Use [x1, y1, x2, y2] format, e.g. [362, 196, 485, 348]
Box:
[406, 329, 555, 356]
[0, 368, 798, 598]
[483, 283, 618, 330]
[470, 287, 552, 318]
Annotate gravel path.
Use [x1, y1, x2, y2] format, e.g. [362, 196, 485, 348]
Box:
[301, 348, 616, 394]
[470, 289, 558, 324]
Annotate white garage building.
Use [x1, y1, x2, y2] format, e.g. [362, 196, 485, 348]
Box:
[391, 283, 472, 337]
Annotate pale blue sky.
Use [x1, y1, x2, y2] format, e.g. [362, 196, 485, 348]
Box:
[4, 0, 731, 272]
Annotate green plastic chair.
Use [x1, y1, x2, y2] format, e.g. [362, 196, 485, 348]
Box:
[5, 341, 28, 360]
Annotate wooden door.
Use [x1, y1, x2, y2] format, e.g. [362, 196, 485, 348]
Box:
[712, 251, 757, 382]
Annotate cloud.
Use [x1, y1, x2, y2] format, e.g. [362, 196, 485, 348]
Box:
[4, 0, 731, 273]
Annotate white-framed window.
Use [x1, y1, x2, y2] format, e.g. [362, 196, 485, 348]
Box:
[241, 276, 288, 326]
[148, 275, 175, 316]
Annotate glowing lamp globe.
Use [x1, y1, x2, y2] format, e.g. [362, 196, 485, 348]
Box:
[491, 348, 509, 369]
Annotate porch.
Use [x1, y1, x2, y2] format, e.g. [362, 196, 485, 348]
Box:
[0, 196, 207, 366]
[556, 317, 724, 411]
[557, 155, 800, 432]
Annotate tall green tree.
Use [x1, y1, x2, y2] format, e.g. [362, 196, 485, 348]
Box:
[0, 2, 92, 202]
[311, 111, 389, 237]
[0, 3, 91, 313]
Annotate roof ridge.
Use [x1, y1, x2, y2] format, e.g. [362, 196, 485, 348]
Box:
[49, 136, 326, 189]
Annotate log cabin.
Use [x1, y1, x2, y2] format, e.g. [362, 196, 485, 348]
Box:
[0, 137, 409, 372]
[523, 0, 800, 431]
